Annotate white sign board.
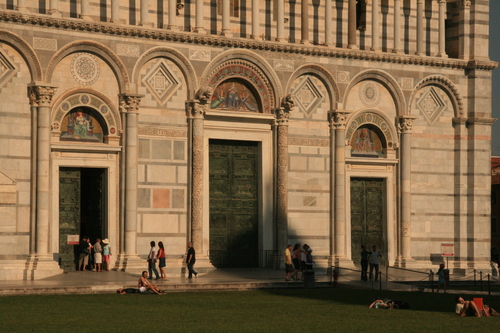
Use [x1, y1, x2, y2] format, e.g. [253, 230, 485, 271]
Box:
[441, 243, 454, 257]
[67, 235, 80, 245]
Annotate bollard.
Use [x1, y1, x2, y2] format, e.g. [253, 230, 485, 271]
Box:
[333, 269, 338, 287]
[430, 270, 434, 293]
[480, 271, 483, 291]
[304, 270, 315, 289]
[488, 274, 491, 296]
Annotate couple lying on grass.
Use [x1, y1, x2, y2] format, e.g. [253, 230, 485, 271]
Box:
[117, 271, 165, 295]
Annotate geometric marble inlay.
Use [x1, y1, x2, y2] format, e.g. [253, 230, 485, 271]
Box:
[292, 77, 324, 118]
[71, 53, 100, 86]
[359, 81, 381, 107]
[416, 87, 447, 125]
[0, 49, 18, 90]
[142, 59, 181, 106]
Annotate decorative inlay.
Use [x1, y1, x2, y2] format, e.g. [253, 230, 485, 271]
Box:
[288, 137, 329, 147]
[117, 44, 140, 57]
[0, 49, 17, 90]
[274, 60, 294, 72]
[359, 81, 381, 107]
[138, 127, 187, 138]
[415, 86, 447, 125]
[70, 53, 100, 85]
[291, 76, 325, 118]
[337, 71, 350, 84]
[401, 77, 414, 90]
[33, 37, 57, 51]
[189, 49, 211, 61]
[142, 59, 181, 106]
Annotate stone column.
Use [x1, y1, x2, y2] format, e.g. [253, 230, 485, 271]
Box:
[221, 0, 232, 36]
[328, 111, 336, 265]
[251, 0, 259, 39]
[301, 0, 309, 44]
[168, 0, 178, 30]
[275, 95, 294, 255]
[81, 0, 92, 21]
[16, 0, 28, 12]
[458, 0, 471, 60]
[332, 111, 350, 261]
[194, 0, 206, 34]
[276, 0, 286, 42]
[28, 84, 56, 259]
[121, 94, 143, 258]
[325, 0, 333, 46]
[48, 0, 61, 16]
[139, 0, 153, 27]
[371, 0, 379, 51]
[416, 0, 424, 55]
[393, 0, 402, 53]
[27, 87, 39, 256]
[348, 0, 357, 49]
[397, 116, 416, 262]
[111, 0, 120, 23]
[437, 0, 447, 57]
[188, 88, 212, 253]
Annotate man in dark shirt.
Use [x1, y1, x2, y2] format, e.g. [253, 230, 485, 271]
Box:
[360, 245, 370, 281]
[186, 242, 198, 279]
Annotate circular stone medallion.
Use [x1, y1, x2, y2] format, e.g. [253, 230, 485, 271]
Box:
[359, 81, 381, 107]
[71, 53, 100, 86]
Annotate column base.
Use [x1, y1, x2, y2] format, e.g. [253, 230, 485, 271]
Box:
[48, 9, 62, 17]
[80, 15, 93, 21]
[275, 38, 287, 43]
[347, 44, 358, 50]
[221, 30, 233, 37]
[392, 49, 404, 54]
[436, 52, 448, 58]
[331, 256, 356, 269]
[194, 27, 207, 34]
[167, 25, 179, 31]
[16, 7, 30, 13]
[180, 253, 216, 278]
[115, 254, 146, 275]
[17, 255, 64, 281]
[139, 22, 154, 28]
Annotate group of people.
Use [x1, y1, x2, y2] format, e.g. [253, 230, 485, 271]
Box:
[145, 241, 198, 280]
[79, 237, 112, 272]
[360, 245, 381, 281]
[455, 296, 500, 317]
[285, 243, 314, 281]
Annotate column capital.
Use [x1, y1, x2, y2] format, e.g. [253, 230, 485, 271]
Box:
[187, 86, 213, 119]
[397, 116, 417, 133]
[275, 94, 295, 125]
[27, 83, 57, 107]
[120, 94, 143, 113]
[328, 110, 351, 129]
[459, 0, 471, 8]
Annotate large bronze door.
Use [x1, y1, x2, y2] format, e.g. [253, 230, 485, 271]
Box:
[209, 140, 258, 268]
[59, 168, 81, 271]
[350, 178, 385, 264]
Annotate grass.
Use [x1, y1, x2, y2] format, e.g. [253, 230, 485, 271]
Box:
[1, 287, 500, 332]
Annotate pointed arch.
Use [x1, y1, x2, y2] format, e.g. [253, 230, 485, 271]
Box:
[0, 29, 42, 81]
[46, 40, 129, 93]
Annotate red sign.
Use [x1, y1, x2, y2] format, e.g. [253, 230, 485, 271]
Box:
[67, 235, 79, 245]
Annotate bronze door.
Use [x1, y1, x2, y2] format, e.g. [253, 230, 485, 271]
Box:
[350, 178, 385, 264]
[209, 140, 258, 268]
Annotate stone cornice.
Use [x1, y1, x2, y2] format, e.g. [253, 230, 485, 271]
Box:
[1, 10, 498, 71]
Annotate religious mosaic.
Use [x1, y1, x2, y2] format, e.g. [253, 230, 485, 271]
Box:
[211, 80, 258, 112]
[60, 108, 104, 143]
[350, 126, 383, 158]
[70, 53, 100, 86]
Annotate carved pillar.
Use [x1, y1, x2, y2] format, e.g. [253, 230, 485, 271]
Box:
[459, 0, 471, 60]
[111, 0, 120, 23]
[348, 0, 357, 49]
[81, 0, 92, 21]
[371, 0, 379, 51]
[437, 0, 447, 58]
[275, 96, 293, 254]
[27, 87, 39, 256]
[332, 111, 350, 260]
[397, 116, 416, 262]
[28, 84, 57, 259]
[195, 0, 206, 34]
[49, 0, 62, 17]
[328, 111, 336, 264]
[393, 0, 402, 53]
[188, 88, 212, 253]
[325, 0, 333, 46]
[121, 94, 143, 258]
[416, 0, 424, 55]
[221, 0, 232, 36]
[301, 0, 309, 44]
[251, 0, 259, 39]
[276, 0, 286, 42]
[168, 0, 178, 30]
[139, 0, 153, 27]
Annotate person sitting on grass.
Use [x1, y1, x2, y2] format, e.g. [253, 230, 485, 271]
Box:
[455, 296, 481, 317]
[138, 271, 164, 295]
[369, 299, 394, 309]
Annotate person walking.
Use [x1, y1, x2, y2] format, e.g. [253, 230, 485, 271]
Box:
[78, 236, 91, 271]
[102, 238, 112, 271]
[186, 242, 197, 279]
[284, 244, 293, 281]
[157, 241, 167, 280]
[147, 241, 160, 280]
[93, 238, 103, 272]
[360, 245, 370, 281]
[369, 245, 381, 281]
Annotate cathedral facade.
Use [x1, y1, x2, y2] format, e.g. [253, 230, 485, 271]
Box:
[0, 0, 496, 280]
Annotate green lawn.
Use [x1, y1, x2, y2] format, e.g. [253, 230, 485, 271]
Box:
[1, 287, 499, 332]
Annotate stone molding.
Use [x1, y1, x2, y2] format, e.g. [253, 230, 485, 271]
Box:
[138, 127, 187, 138]
[288, 137, 329, 147]
[0, 11, 497, 72]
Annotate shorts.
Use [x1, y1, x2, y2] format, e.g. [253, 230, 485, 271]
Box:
[292, 258, 300, 270]
[94, 253, 102, 264]
[159, 257, 166, 268]
[285, 264, 293, 273]
[103, 255, 110, 262]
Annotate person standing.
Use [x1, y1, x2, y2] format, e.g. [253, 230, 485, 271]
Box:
[78, 236, 91, 271]
[147, 241, 160, 280]
[360, 245, 370, 281]
[436, 263, 445, 293]
[186, 242, 197, 279]
[102, 238, 112, 271]
[93, 238, 103, 272]
[157, 241, 167, 280]
[292, 243, 301, 281]
[284, 244, 293, 281]
[369, 245, 381, 281]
